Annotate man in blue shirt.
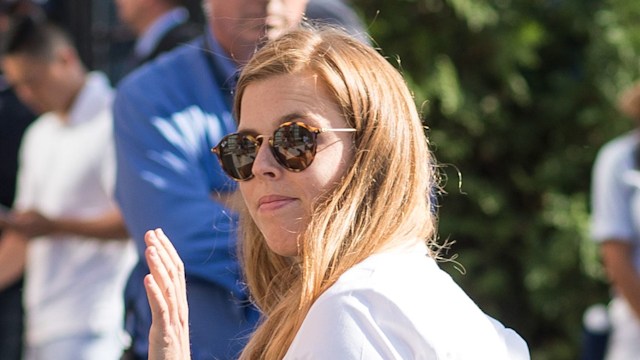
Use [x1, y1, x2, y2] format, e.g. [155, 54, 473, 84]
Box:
[113, 1, 308, 359]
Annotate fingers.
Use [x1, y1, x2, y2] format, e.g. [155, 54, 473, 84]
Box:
[144, 229, 191, 360]
[7, 210, 52, 238]
[144, 229, 189, 324]
[146, 229, 186, 292]
[145, 271, 190, 360]
[144, 271, 169, 326]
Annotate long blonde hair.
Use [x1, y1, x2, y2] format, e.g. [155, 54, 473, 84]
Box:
[235, 26, 438, 359]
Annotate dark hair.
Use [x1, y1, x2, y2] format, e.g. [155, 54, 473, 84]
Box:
[162, 0, 185, 8]
[2, 15, 70, 60]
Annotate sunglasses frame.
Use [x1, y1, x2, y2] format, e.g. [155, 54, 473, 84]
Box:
[211, 121, 356, 181]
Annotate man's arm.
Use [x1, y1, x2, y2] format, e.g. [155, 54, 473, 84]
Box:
[7, 208, 128, 240]
[601, 239, 640, 319]
[0, 230, 27, 290]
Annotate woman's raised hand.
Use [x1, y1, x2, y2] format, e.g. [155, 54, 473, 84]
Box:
[143, 228, 191, 360]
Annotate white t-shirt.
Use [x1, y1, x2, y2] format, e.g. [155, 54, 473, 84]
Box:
[14, 72, 137, 345]
[284, 243, 530, 360]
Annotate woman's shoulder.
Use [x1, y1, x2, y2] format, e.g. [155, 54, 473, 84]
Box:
[317, 246, 485, 322]
[290, 245, 528, 359]
[322, 243, 457, 303]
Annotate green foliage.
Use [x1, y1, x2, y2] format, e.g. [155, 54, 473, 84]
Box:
[352, 0, 640, 357]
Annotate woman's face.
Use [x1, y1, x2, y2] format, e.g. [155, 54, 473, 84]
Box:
[238, 72, 354, 257]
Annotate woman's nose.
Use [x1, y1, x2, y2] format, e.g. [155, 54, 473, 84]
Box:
[251, 140, 281, 180]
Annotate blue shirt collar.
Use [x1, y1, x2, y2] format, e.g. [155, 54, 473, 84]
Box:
[203, 28, 239, 84]
[135, 7, 189, 59]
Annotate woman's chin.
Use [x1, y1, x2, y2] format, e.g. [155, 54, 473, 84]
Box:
[263, 233, 300, 258]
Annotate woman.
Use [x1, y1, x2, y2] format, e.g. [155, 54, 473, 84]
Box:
[143, 26, 530, 359]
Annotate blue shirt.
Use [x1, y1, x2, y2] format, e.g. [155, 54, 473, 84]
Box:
[113, 31, 257, 359]
[134, 7, 189, 60]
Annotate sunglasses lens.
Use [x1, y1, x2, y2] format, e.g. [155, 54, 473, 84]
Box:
[272, 123, 317, 171]
[214, 122, 322, 181]
[216, 134, 258, 180]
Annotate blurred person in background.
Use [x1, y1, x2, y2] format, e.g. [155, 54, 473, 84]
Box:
[591, 82, 640, 360]
[0, 16, 136, 359]
[114, 0, 200, 73]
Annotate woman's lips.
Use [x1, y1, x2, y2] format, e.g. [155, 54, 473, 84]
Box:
[258, 195, 297, 212]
